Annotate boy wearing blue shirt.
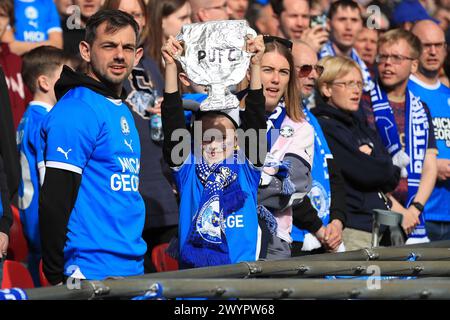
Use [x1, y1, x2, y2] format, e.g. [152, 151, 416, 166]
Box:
[161, 35, 267, 268]
[39, 10, 146, 285]
[17, 45, 68, 286]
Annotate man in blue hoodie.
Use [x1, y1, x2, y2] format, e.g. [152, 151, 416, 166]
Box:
[39, 9, 146, 285]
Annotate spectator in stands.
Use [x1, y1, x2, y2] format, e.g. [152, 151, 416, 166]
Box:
[313, 56, 401, 250]
[410, 20, 450, 241]
[161, 35, 266, 268]
[271, 0, 329, 52]
[227, 0, 249, 20]
[62, 0, 103, 58]
[249, 36, 326, 259]
[365, 29, 438, 242]
[189, 0, 230, 22]
[354, 23, 379, 79]
[1, 0, 63, 56]
[148, 0, 192, 74]
[291, 40, 346, 253]
[39, 10, 147, 285]
[318, 0, 374, 93]
[246, 1, 279, 36]
[0, 0, 32, 129]
[17, 46, 69, 286]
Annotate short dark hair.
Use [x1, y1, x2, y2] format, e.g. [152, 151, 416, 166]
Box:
[0, 0, 14, 25]
[271, 0, 311, 16]
[85, 9, 140, 46]
[22, 46, 69, 93]
[328, 0, 361, 20]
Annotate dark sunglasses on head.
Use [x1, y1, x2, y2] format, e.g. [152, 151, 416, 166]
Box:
[263, 35, 293, 51]
[297, 64, 324, 77]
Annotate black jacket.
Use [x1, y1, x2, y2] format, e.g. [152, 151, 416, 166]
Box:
[0, 66, 20, 203]
[0, 154, 12, 236]
[312, 102, 400, 232]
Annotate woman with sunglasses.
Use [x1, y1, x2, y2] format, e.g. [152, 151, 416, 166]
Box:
[241, 36, 328, 260]
[312, 56, 401, 250]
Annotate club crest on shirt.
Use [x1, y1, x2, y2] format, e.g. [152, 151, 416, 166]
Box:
[25, 6, 38, 20]
[280, 125, 294, 138]
[120, 116, 130, 135]
[196, 197, 223, 244]
[308, 181, 330, 219]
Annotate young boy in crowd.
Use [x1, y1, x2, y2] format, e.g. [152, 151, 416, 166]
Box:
[17, 45, 70, 285]
[161, 35, 267, 268]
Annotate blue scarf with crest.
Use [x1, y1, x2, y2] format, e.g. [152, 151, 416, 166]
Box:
[180, 152, 248, 268]
[370, 82, 429, 241]
[291, 107, 332, 243]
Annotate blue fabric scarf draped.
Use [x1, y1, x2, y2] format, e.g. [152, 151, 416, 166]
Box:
[180, 152, 247, 268]
[319, 41, 374, 92]
[370, 82, 429, 241]
[291, 107, 332, 243]
[258, 101, 295, 234]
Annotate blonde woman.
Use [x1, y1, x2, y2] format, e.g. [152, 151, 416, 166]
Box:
[312, 56, 401, 250]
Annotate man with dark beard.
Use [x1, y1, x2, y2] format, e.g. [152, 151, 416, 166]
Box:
[39, 10, 147, 285]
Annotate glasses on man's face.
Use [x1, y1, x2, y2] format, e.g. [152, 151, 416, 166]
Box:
[263, 35, 293, 51]
[331, 80, 364, 90]
[422, 42, 447, 52]
[297, 64, 324, 78]
[375, 54, 415, 64]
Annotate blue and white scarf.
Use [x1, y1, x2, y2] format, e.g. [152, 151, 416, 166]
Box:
[319, 41, 374, 92]
[291, 107, 332, 246]
[370, 82, 430, 242]
[258, 101, 296, 234]
[180, 152, 248, 268]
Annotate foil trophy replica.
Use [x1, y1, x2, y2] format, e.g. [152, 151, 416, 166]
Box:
[176, 20, 257, 111]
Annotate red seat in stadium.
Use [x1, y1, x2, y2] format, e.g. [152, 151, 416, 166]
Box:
[1, 260, 34, 289]
[151, 243, 178, 272]
[7, 205, 29, 262]
[39, 259, 50, 287]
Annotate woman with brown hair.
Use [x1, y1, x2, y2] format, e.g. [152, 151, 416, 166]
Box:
[247, 37, 326, 259]
[147, 0, 191, 74]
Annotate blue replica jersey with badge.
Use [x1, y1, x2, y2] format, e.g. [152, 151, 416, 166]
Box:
[41, 87, 146, 280]
[14, 0, 62, 42]
[409, 75, 450, 222]
[173, 152, 261, 265]
[17, 101, 52, 253]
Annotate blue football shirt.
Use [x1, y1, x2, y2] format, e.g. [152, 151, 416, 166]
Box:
[173, 152, 261, 265]
[409, 75, 450, 222]
[17, 101, 52, 253]
[41, 86, 147, 280]
[14, 0, 62, 42]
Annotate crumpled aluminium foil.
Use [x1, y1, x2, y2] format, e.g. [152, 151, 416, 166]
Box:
[176, 20, 257, 111]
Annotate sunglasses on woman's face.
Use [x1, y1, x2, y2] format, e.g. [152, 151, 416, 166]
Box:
[262, 35, 293, 51]
[297, 64, 324, 78]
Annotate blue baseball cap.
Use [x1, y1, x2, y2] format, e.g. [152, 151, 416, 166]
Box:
[392, 0, 440, 26]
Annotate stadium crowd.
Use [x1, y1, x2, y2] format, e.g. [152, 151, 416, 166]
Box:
[0, 0, 449, 288]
